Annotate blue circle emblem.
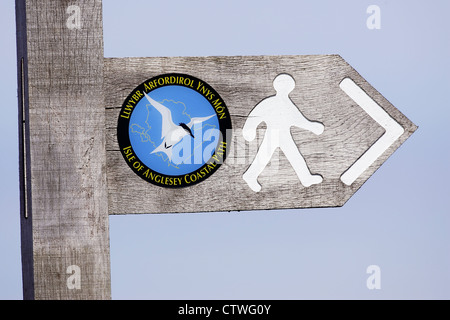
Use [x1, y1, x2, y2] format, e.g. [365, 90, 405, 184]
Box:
[117, 73, 231, 188]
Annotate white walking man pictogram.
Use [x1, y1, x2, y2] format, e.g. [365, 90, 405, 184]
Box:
[242, 74, 325, 192]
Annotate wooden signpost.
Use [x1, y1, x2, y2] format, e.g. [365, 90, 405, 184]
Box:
[16, 0, 110, 299]
[16, 0, 417, 299]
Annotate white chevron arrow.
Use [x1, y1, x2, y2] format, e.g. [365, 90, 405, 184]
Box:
[339, 78, 405, 186]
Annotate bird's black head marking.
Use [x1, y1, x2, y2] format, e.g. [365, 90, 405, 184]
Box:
[179, 122, 195, 138]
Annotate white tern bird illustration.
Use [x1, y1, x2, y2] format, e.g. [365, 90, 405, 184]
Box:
[143, 92, 215, 161]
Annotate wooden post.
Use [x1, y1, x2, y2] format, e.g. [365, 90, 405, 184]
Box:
[16, 0, 111, 299]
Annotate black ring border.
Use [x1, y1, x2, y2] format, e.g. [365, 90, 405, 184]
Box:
[117, 73, 232, 188]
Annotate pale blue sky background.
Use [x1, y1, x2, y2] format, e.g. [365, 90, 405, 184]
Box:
[1, 0, 449, 299]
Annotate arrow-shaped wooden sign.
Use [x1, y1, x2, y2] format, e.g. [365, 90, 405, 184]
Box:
[105, 55, 417, 214]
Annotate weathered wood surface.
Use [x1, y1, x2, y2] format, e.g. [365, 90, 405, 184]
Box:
[105, 55, 417, 214]
[17, 0, 111, 299]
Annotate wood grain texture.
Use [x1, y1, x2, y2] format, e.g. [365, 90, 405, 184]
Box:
[18, 0, 111, 299]
[105, 55, 417, 214]
[15, 0, 34, 300]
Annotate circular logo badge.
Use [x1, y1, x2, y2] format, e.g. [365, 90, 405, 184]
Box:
[117, 73, 232, 188]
